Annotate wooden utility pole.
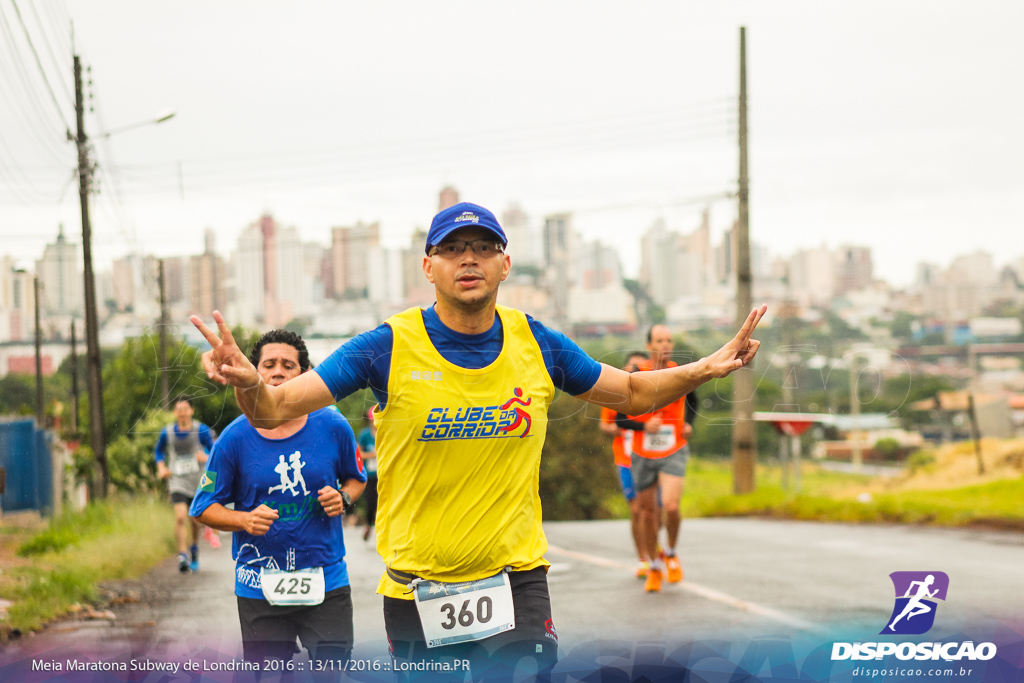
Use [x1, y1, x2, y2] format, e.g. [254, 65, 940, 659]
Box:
[731, 26, 757, 494]
[158, 259, 169, 405]
[967, 394, 985, 475]
[74, 54, 108, 497]
[34, 276, 44, 425]
[850, 354, 863, 471]
[70, 320, 79, 434]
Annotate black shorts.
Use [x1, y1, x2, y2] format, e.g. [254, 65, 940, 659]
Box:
[170, 492, 194, 506]
[383, 567, 558, 681]
[236, 585, 354, 665]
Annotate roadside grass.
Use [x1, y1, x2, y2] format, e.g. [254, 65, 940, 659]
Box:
[0, 497, 174, 638]
[604, 454, 1024, 528]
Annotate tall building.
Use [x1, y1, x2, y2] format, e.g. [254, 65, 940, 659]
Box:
[640, 214, 713, 307]
[234, 220, 266, 328]
[438, 186, 460, 211]
[329, 222, 379, 299]
[402, 227, 435, 307]
[35, 224, 82, 317]
[835, 245, 873, 295]
[110, 252, 159, 319]
[0, 257, 34, 342]
[502, 203, 542, 268]
[789, 245, 836, 306]
[190, 232, 226, 316]
[543, 213, 576, 330]
[576, 240, 621, 290]
[948, 250, 996, 286]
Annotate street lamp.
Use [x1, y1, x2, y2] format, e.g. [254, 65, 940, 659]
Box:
[101, 110, 176, 138]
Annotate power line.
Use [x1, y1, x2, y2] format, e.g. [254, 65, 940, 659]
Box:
[0, 2, 73, 165]
[25, 0, 75, 107]
[7, 0, 72, 132]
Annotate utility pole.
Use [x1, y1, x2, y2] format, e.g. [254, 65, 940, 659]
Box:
[34, 276, 44, 425]
[850, 354, 862, 471]
[70, 320, 79, 434]
[731, 26, 757, 494]
[74, 54, 108, 497]
[158, 259, 169, 405]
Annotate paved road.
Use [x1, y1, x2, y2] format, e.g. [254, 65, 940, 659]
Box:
[4, 518, 1023, 667]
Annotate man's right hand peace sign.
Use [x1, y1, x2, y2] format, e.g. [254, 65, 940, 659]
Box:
[190, 311, 260, 388]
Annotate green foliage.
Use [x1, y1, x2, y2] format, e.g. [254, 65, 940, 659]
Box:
[0, 498, 175, 637]
[16, 528, 80, 556]
[539, 394, 620, 521]
[679, 458, 1024, 525]
[16, 502, 114, 557]
[874, 437, 901, 459]
[890, 311, 917, 339]
[906, 450, 937, 473]
[0, 374, 35, 416]
[106, 409, 172, 493]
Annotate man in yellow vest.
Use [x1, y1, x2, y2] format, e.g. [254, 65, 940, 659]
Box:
[192, 202, 766, 679]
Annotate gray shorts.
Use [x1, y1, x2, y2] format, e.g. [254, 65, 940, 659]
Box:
[630, 445, 689, 492]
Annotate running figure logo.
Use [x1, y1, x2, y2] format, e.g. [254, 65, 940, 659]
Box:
[498, 388, 532, 438]
[882, 571, 949, 635]
[267, 451, 310, 497]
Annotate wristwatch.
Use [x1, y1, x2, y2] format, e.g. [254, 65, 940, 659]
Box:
[340, 490, 354, 515]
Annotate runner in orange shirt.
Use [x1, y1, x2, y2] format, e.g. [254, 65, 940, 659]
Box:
[617, 324, 698, 592]
[599, 351, 650, 578]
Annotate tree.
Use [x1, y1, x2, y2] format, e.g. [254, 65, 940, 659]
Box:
[539, 395, 620, 520]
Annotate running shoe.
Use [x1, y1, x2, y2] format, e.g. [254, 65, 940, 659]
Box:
[190, 545, 200, 572]
[178, 553, 190, 574]
[665, 554, 683, 583]
[644, 567, 662, 592]
[635, 561, 650, 579]
[204, 526, 221, 549]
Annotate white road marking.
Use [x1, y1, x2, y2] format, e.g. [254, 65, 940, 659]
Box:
[546, 544, 822, 632]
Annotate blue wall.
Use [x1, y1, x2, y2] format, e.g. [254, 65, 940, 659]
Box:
[0, 419, 53, 514]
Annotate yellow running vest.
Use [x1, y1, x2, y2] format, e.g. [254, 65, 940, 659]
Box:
[375, 306, 555, 599]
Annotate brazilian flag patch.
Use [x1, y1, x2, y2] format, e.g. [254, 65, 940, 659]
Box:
[199, 470, 216, 493]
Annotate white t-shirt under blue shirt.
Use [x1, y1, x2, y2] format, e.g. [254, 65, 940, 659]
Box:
[190, 407, 366, 599]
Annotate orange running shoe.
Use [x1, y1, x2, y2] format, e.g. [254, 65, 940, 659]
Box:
[644, 567, 662, 593]
[635, 561, 650, 579]
[665, 554, 683, 583]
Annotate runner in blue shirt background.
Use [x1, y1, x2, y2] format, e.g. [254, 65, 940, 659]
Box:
[155, 396, 216, 573]
[189, 330, 366, 669]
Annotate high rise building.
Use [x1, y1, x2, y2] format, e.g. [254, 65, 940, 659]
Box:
[835, 245, 874, 295]
[502, 203, 542, 268]
[0, 257, 34, 342]
[543, 213, 576, 330]
[438, 186, 460, 211]
[35, 224, 82, 317]
[235, 220, 266, 328]
[190, 232, 226, 316]
[329, 222, 379, 299]
[789, 245, 837, 306]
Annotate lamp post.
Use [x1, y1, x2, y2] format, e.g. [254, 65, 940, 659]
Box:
[72, 53, 174, 499]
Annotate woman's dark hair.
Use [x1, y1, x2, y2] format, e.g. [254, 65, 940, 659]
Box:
[248, 329, 312, 372]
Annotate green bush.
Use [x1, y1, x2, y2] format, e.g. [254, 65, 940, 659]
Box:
[875, 437, 901, 460]
[16, 528, 80, 556]
[106, 409, 171, 493]
[906, 450, 936, 473]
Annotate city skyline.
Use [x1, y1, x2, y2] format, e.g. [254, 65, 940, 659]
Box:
[1, 2, 1022, 286]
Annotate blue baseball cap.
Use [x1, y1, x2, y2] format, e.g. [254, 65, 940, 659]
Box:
[425, 202, 507, 254]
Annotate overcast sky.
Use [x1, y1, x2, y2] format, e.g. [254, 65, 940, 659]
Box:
[2, 0, 1022, 286]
